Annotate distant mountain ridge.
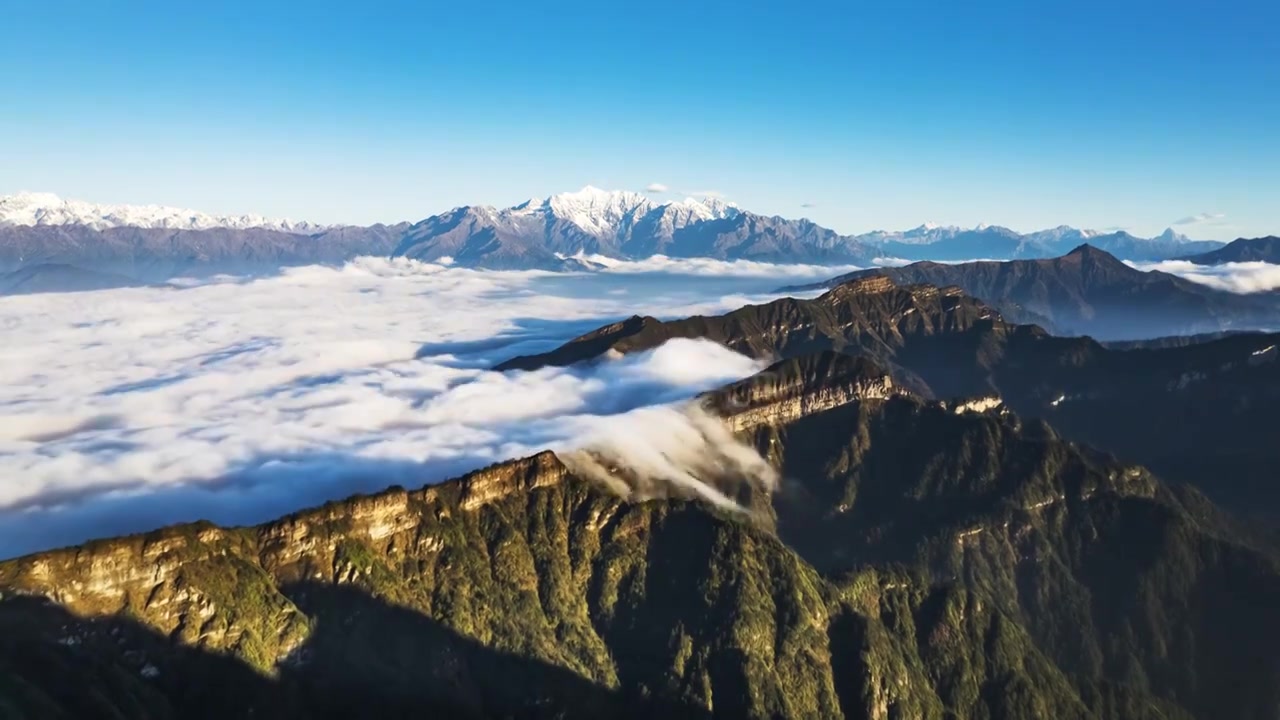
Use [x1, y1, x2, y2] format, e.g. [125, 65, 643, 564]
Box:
[1182, 235, 1280, 264]
[0, 188, 1232, 277]
[782, 244, 1280, 340]
[866, 225, 1222, 262]
[0, 222, 411, 282]
[0, 263, 142, 295]
[0, 191, 328, 233]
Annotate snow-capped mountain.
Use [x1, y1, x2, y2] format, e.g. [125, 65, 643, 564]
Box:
[505, 186, 739, 237]
[393, 186, 793, 269]
[0, 191, 328, 233]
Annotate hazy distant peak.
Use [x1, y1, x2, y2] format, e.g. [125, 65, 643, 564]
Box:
[0, 191, 328, 233]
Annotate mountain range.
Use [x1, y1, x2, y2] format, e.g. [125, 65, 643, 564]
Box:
[865, 224, 1223, 263]
[0, 191, 328, 233]
[781, 244, 1280, 340]
[3, 343, 1278, 719]
[0, 189, 1236, 282]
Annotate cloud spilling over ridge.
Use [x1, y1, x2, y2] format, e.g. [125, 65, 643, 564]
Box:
[0, 257, 792, 558]
[870, 256, 1008, 268]
[562, 403, 777, 512]
[1129, 259, 1280, 293]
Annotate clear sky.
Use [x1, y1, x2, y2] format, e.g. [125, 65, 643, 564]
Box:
[1, 0, 1276, 239]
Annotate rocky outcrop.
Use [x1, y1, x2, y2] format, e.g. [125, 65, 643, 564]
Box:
[703, 352, 899, 431]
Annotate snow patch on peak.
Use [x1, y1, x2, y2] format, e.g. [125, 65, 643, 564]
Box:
[0, 192, 327, 233]
[546, 187, 653, 235]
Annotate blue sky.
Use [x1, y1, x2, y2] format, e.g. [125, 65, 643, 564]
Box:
[1, 0, 1276, 239]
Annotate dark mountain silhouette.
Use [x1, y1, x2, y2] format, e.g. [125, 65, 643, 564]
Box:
[1182, 235, 1280, 264]
[781, 245, 1280, 340]
[3, 358, 1279, 719]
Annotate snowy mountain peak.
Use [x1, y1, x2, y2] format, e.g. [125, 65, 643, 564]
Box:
[902, 222, 961, 239]
[499, 187, 738, 236]
[0, 192, 327, 233]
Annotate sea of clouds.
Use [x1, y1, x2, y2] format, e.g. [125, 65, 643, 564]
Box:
[1127, 259, 1280, 293]
[0, 256, 843, 558]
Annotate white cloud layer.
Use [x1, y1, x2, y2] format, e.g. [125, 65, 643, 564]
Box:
[645, 183, 669, 193]
[584, 253, 865, 278]
[1128, 259, 1280, 293]
[0, 257, 813, 558]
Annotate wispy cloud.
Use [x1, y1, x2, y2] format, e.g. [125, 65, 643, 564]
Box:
[1173, 212, 1227, 226]
[800, 203, 817, 209]
[645, 182, 669, 193]
[687, 190, 726, 200]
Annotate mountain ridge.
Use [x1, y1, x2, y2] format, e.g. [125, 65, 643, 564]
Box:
[1182, 235, 1280, 264]
[0, 262, 142, 295]
[782, 244, 1280, 340]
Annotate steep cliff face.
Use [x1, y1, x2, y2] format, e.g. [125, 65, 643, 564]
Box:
[2, 358, 1278, 719]
[702, 351, 899, 432]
